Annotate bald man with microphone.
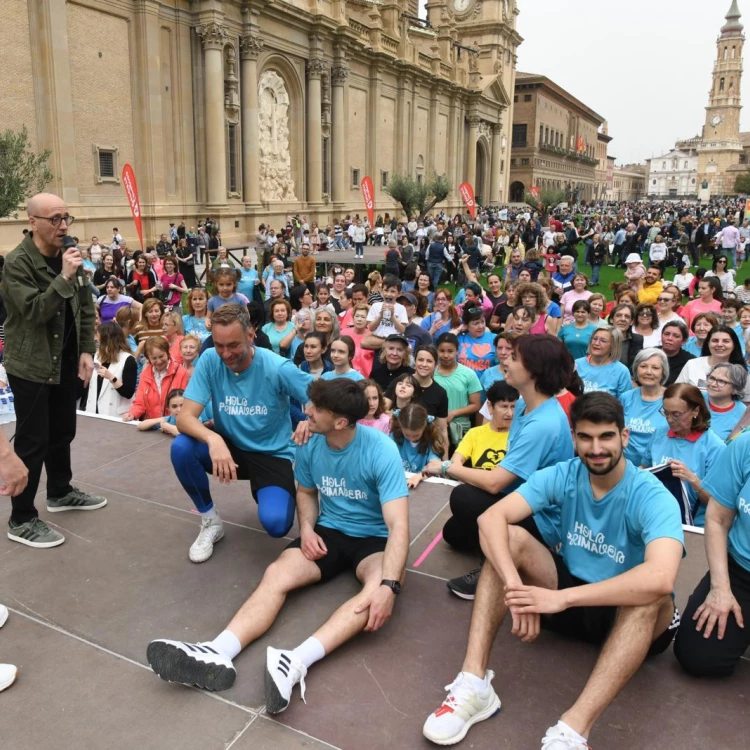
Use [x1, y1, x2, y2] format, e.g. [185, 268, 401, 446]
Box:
[0, 193, 107, 549]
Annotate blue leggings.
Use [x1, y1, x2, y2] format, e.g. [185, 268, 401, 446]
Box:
[170, 434, 295, 538]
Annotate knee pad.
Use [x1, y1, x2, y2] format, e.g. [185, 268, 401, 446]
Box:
[257, 486, 295, 538]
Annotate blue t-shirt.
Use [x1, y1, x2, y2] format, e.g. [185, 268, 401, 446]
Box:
[480, 365, 505, 391]
[646, 426, 727, 526]
[558, 323, 597, 360]
[684, 337, 704, 358]
[421, 313, 453, 343]
[620, 388, 667, 466]
[237, 268, 259, 299]
[294, 426, 408, 538]
[457, 331, 497, 374]
[502, 396, 574, 546]
[519, 459, 684, 583]
[575, 357, 632, 399]
[704, 396, 745, 441]
[546, 301, 562, 319]
[184, 347, 312, 461]
[261, 321, 296, 357]
[391, 436, 441, 474]
[207, 294, 247, 313]
[702, 431, 750, 572]
[321, 369, 365, 382]
[182, 314, 210, 342]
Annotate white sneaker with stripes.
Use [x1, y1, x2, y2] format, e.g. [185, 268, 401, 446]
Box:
[146, 639, 236, 691]
[265, 647, 307, 715]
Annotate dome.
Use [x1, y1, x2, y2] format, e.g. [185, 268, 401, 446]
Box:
[721, 0, 744, 35]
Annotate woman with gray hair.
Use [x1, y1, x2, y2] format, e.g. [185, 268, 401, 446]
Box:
[620, 348, 669, 466]
[704, 362, 748, 440]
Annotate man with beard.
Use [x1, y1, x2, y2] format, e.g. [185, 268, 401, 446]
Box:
[423, 392, 684, 750]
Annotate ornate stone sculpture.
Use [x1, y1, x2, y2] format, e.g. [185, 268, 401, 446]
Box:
[331, 66, 350, 85]
[239, 34, 264, 60]
[225, 45, 240, 118]
[196, 22, 228, 50]
[258, 70, 297, 202]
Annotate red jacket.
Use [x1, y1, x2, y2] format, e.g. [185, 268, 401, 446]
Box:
[130, 359, 190, 419]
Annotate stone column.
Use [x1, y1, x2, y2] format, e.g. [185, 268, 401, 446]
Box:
[331, 65, 349, 205]
[197, 22, 228, 207]
[368, 65, 382, 201]
[240, 33, 263, 205]
[306, 58, 326, 205]
[490, 123, 503, 205]
[467, 115, 479, 189]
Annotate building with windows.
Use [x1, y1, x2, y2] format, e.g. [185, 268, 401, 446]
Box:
[0, 0, 521, 251]
[508, 72, 605, 203]
[594, 122, 613, 201]
[610, 164, 647, 202]
[646, 149, 699, 199]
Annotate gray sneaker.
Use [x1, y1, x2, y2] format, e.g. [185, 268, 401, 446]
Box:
[47, 487, 107, 513]
[8, 518, 65, 548]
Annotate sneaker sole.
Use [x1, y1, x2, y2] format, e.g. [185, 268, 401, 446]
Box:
[146, 641, 236, 692]
[0, 609, 7, 627]
[7, 531, 65, 549]
[189, 528, 225, 563]
[0, 667, 17, 692]
[264, 664, 290, 715]
[446, 582, 476, 601]
[46, 499, 108, 513]
[424, 694, 501, 746]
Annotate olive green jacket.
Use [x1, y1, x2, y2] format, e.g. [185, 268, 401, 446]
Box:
[0, 234, 96, 384]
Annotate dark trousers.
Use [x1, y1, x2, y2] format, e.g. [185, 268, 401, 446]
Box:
[7, 358, 78, 524]
[674, 555, 750, 678]
[443, 484, 500, 554]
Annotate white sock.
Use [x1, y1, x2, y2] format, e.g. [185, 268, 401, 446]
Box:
[556, 720, 588, 744]
[292, 636, 326, 669]
[462, 670, 488, 691]
[200, 507, 218, 521]
[208, 630, 242, 661]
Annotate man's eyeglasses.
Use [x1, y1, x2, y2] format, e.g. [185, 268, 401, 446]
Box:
[707, 375, 732, 388]
[32, 214, 75, 227]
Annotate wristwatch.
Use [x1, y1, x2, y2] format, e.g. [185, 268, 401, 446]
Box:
[380, 579, 401, 595]
[440, 460, 452, 477]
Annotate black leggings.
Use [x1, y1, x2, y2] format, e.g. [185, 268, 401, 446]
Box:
[442, 484, 546, 554]
[674, 554, 750, 678]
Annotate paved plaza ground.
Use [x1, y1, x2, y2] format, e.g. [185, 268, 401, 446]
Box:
[0, 415, 748, 749]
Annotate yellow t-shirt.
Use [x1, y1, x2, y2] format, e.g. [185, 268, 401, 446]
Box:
[455, 424, 509, 470]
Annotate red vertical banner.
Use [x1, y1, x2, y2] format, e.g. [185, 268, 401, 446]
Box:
[459, 182, 476, 220]
[122, 163, 144, 252]
[530, 185, 541, 200]
[360, 176, 375, 227]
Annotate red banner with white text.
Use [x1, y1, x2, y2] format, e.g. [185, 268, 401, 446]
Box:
[122, 163, 144, 252]
[360, 176, 375, 228]
[459, 182, 477, 220]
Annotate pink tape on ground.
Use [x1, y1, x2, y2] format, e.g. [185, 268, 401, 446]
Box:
[412, 531, 443, 568]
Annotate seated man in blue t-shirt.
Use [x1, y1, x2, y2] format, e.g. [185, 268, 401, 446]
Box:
[423, 392, 684, 750]
[148, 379, 409, 711]
[170, 304, 313, 563]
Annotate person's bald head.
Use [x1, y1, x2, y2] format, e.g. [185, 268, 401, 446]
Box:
[26, 193, 70, 252]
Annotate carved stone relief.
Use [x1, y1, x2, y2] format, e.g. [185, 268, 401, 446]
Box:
[258, 70, 297, 201]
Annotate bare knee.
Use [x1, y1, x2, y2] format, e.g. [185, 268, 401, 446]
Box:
[260, 556, 303, 594]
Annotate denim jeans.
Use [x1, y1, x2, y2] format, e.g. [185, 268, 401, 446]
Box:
[428, 262, 443, 289]
[591, 264, 601, 285]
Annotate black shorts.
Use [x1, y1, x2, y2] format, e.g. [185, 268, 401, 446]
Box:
[541, 552, 680, 657]
[286, 524, 387, 583]
[222, 436, 296, 501]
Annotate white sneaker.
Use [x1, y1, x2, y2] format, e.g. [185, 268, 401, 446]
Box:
[0, 664, 17, 692]
[146, 639, 236, 691]
[541, 723, 591, 749]
[265, 647, 307, 715]
[423, 670, 501, 745]
[0, 604, 8, 628]
[189, 516, 224, 563]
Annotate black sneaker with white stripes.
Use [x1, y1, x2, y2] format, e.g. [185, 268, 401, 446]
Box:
[146, 639, 236, 691]
[265, 647, 307, 714]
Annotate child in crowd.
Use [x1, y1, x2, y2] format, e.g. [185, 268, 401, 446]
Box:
[357, 379, 391, 434]
[521, 248, 544, 282]
[206, 269, 248, 330]
[137, 389, 184, 436]
[310, 283, 337, 315]
[736, 277, 750, 305]
[348, 303, 375, 377]
[321, 336, 364, 382]
[134, 298, 165, 359]
[182, 287, 211, 342]
[390, 403, 444, 489]
[624, 253, 646, 291]
[384, 373, 423, 412]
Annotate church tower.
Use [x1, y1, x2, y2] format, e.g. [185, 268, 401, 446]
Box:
[697, 0, 745, 197]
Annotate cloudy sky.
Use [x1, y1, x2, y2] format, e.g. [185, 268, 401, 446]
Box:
[421, 0, 749, 165]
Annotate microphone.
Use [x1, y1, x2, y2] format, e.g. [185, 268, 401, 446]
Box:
[63, 235, 85, 288]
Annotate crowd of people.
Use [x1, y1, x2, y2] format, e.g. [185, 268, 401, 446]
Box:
[0, 193, 748, 750]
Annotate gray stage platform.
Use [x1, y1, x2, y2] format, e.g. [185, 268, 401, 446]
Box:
[0, 415, 747, 749]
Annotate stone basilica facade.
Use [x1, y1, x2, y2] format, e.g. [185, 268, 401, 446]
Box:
[0, 0, 521, 250]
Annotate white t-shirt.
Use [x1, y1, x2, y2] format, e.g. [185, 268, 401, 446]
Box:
[367, 301, 408, 338]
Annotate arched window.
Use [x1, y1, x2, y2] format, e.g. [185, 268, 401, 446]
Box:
[730, 78, 734, 89]
[720, 77, 725, 92]
[733, 46, 737, 58]
[724, 46, 729, 59]
[684, 161, 688, 168]
[662, 161, 666, 169]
